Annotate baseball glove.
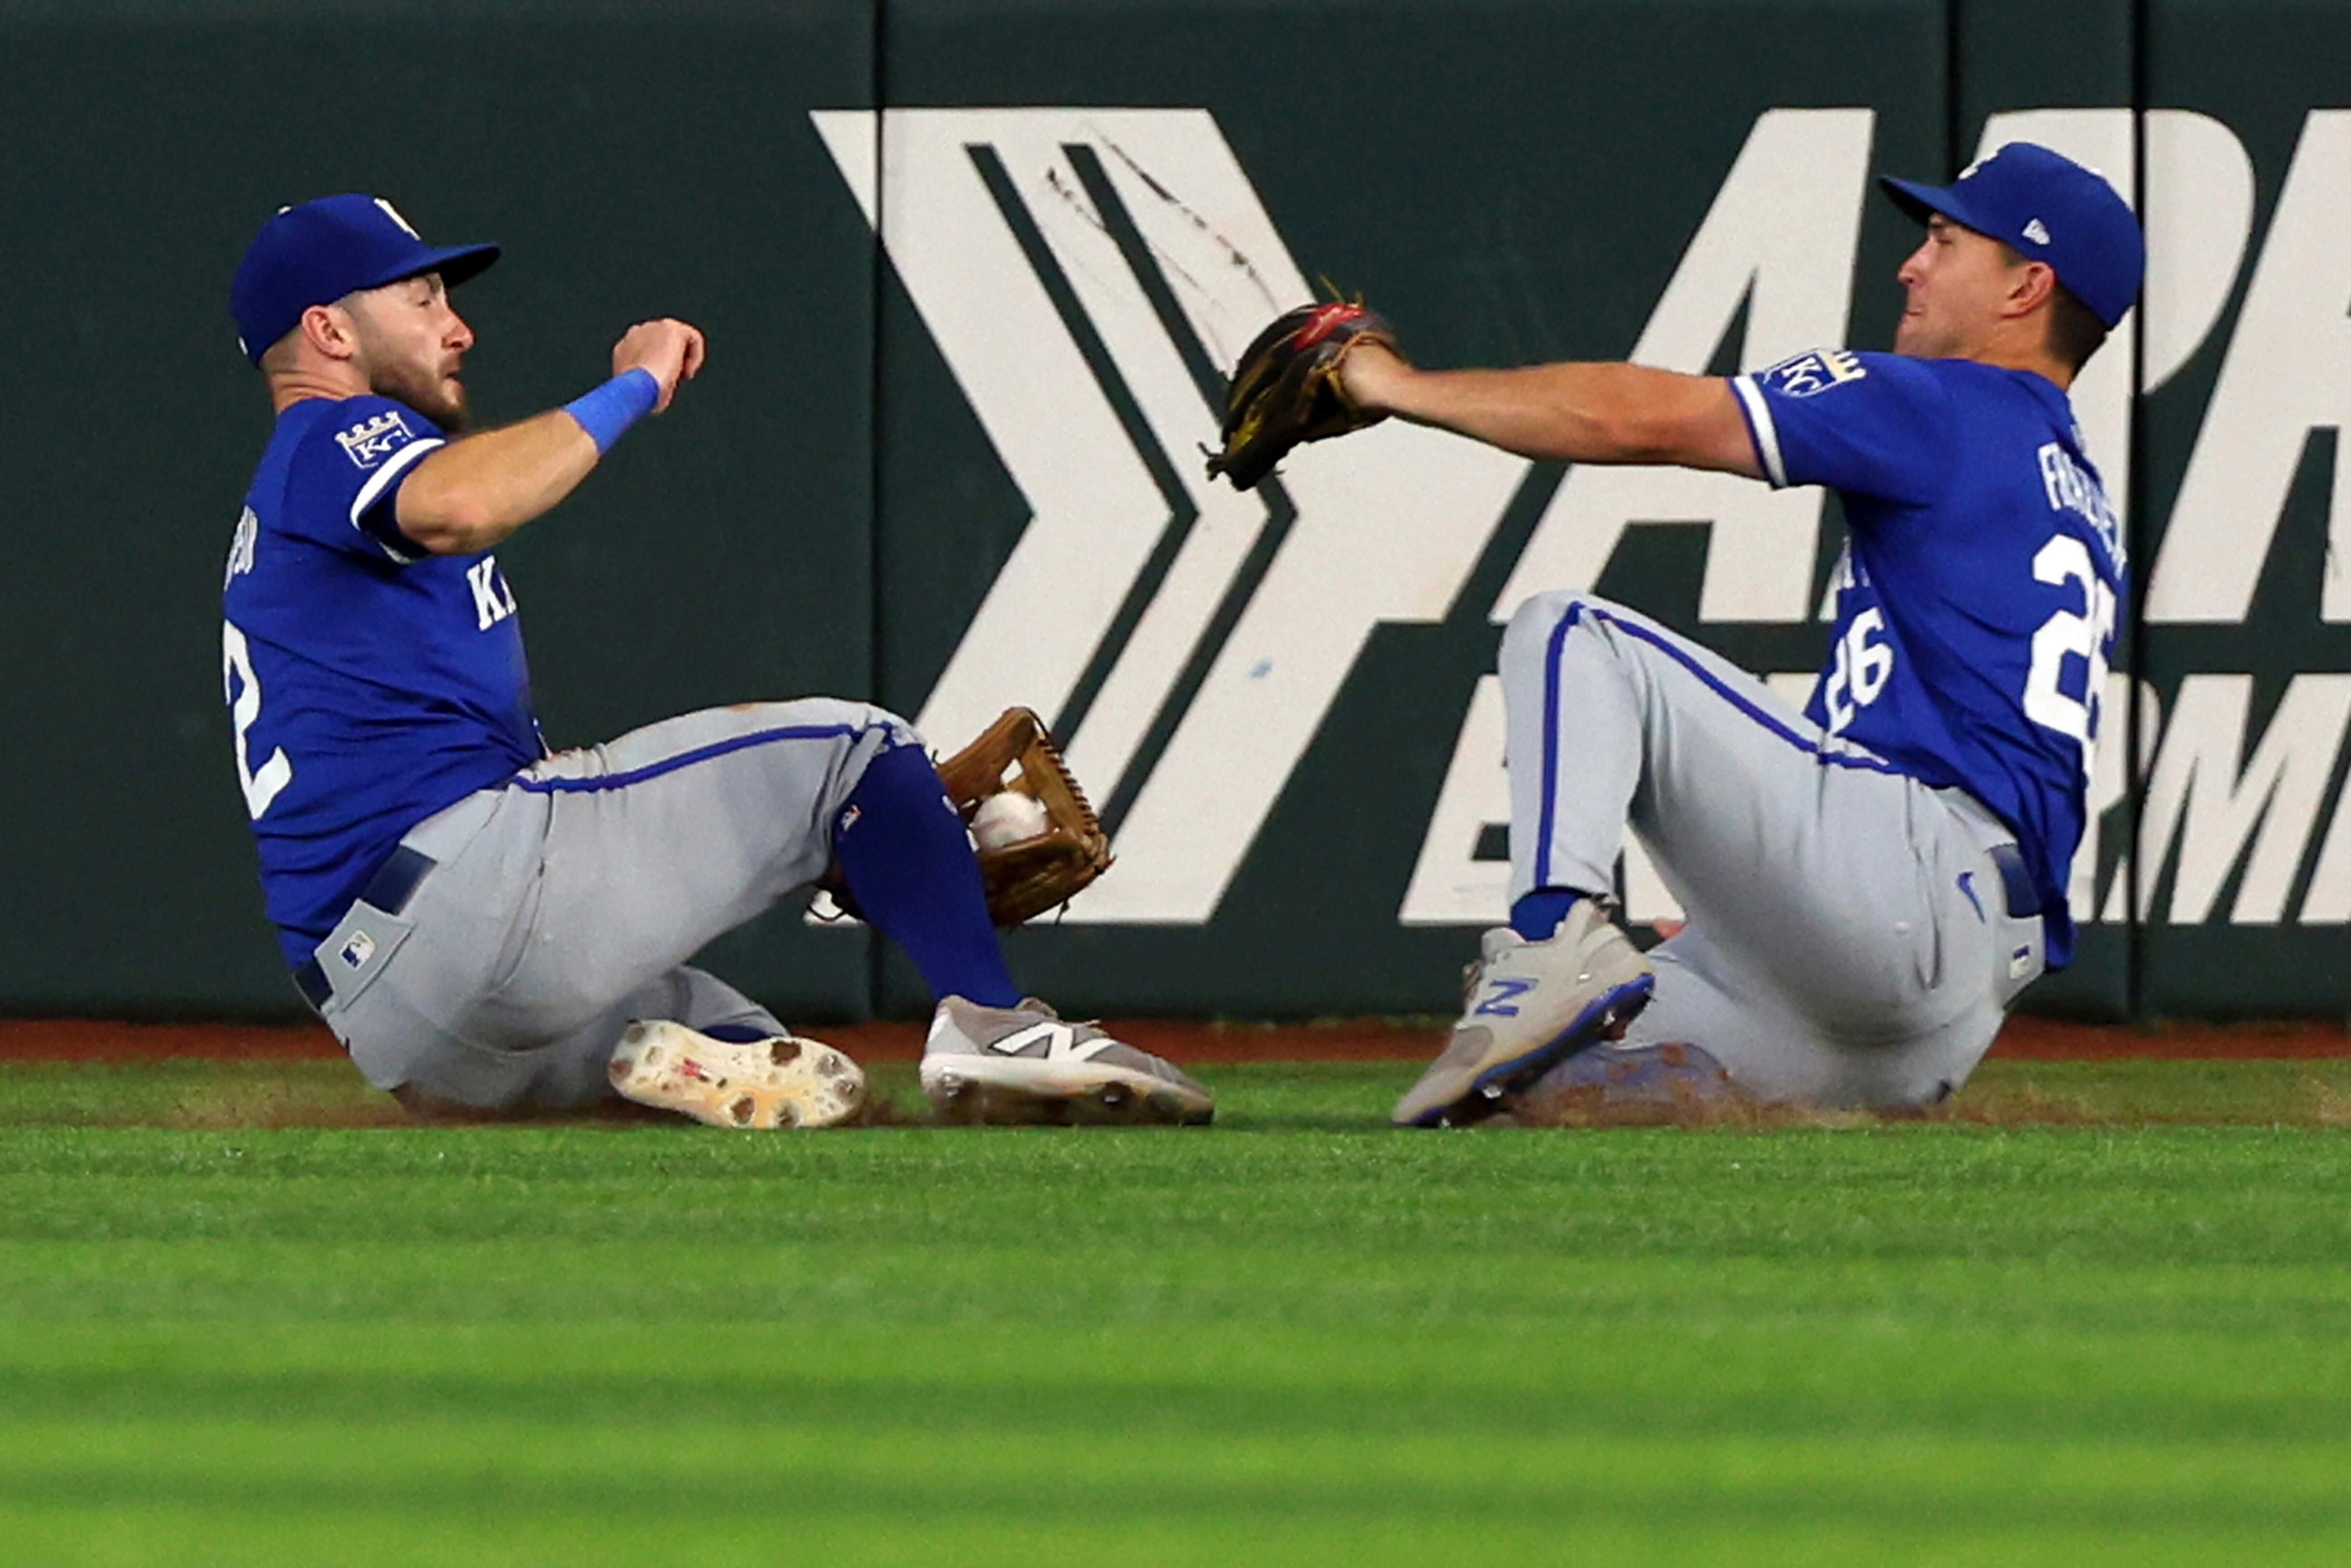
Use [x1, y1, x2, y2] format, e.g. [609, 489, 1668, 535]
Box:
[1205, 301, 1397, 491]
[935, 707, 1113, 926]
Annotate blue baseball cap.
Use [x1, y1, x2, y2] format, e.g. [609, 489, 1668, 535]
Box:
[1881, 141, 2144, 329]
[230, 194, 499, 364]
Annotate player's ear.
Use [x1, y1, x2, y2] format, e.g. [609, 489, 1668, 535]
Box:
[298, 301, 363, 363]
[2004, 259, 2059, 321]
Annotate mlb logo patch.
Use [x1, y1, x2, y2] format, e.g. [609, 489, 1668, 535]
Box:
[336, 411, 416, 470]
[339, 930, 377, 970]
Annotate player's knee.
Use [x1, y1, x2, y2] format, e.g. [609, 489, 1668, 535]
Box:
[861, 704, 923, 754]
[1500, 589, 1614, 663]
[864, 703, 918, 742]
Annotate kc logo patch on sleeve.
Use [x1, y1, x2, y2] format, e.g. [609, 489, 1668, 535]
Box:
[1758, 348, 1867, 399]
[336, 411, 418, 469]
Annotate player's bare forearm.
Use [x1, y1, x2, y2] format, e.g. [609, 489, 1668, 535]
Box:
[395, 410, 601, 555]
[396, 320, 706, 556]
[1344, 350, 1764, 477]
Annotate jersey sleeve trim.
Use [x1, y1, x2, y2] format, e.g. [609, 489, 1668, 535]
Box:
[348, 436, 444, 563]
[1729, 375, 1787, 489]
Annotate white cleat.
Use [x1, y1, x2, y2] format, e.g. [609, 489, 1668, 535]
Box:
[1393, 900, 1656, 1129]
[609, 1020, 865, 1129]
[921, 996, 1215, 1126]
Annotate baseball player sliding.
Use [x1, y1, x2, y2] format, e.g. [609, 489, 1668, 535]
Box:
[1212, 143, 2140, 1125]
[220, 195, 1211, 1129]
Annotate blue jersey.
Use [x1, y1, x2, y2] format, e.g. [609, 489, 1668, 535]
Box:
[222, 394, 544, 966]
[1731, 349, 2124, 968]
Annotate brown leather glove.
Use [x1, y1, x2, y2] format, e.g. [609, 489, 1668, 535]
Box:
[1205, 301, 1397, 490]
[935, 708, 1113, 925]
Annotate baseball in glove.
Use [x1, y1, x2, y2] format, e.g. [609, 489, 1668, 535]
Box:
[1205, 301, 1398, 490]
[934, 708, 1112, 926]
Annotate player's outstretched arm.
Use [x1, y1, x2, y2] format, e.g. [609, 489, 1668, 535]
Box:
[1341, 344, 1763, 479]
[395, 319, 707, 556]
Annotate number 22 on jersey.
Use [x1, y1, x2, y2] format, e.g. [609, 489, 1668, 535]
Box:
[222, 620, 292, 819]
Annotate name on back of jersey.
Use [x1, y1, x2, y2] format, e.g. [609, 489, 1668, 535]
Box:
[1756, 348, 1866, 399]
[1824, 538, 1871, 595]
[335, 410, 419, 470]
[224, 506, 258, 589]
[2036, 441, 2125, 570]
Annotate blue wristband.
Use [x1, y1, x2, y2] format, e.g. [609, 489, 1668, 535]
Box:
[565, 368, 661, 455]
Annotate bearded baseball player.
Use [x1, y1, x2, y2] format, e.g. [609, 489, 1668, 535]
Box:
[221, 194, 1212, 1128]
[1216, 143, 2139, 1125]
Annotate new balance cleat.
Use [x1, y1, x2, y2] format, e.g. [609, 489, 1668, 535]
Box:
[609, 1020, 865, 1129]
[1393, 899, 1656, 1128]
[921, 996, 1215, 1126]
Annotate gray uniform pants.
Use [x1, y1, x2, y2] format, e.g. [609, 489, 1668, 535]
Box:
[1501, 592, 2046, 1109]
[306, 700, 912, 1109]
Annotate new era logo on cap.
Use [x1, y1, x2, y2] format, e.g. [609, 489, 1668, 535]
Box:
[2022, 217, 2051, 245]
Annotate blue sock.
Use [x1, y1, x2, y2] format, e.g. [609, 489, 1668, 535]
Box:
[1510, 887, 1593, 942]
[832, 745, 1023, 1008]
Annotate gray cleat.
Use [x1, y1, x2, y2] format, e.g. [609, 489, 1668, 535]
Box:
[921, 996, 1215, 1125]
[1393, 899, 1656, 1128]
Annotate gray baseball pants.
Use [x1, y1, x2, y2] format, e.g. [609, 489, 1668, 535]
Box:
[306, 700, 912, 1109]
[1501, 591, 2046, 1109]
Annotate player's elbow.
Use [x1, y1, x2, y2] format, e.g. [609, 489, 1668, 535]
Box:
[1576, 406, 1691, 466]
[1614, 418, 1676, 465]
[399, 493, 506, 556]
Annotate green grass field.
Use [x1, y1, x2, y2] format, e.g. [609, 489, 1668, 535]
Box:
[3, 1058, 2349, 1565]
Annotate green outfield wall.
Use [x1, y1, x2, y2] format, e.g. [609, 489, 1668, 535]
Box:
[4, 0, 2347, 1022]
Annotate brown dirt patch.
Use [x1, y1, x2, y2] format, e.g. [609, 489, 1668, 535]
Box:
[0, 1020, 348, 1062]
[1987, 1016, 2351, 1060]
[3, 1012, 2347, 1066]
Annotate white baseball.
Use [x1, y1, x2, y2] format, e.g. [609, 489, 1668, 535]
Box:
[971, 791, 1051, 850]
